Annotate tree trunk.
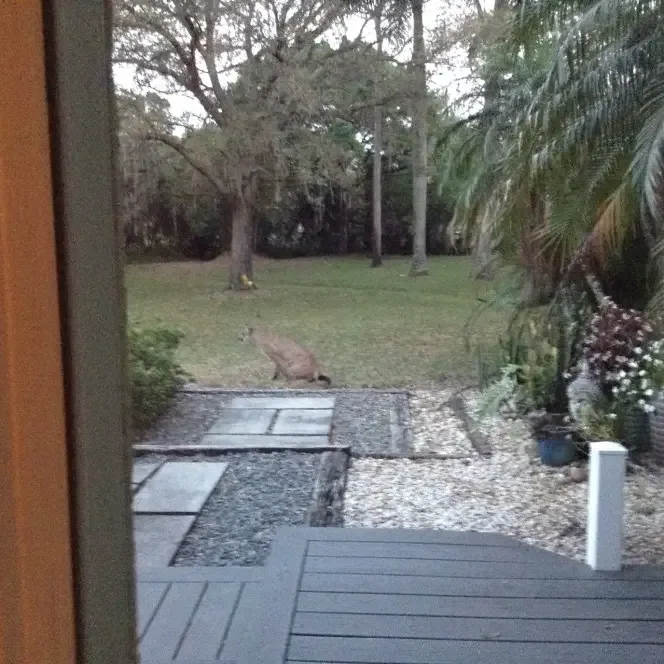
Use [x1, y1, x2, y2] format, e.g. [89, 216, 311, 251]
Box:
[371, 15, 384, 268]
[471, 199, 498, 280]
[410, 0, 428, 277]
[228, 194, 254, 290]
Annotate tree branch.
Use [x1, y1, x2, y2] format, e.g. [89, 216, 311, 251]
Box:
[145, 132, 228, 193]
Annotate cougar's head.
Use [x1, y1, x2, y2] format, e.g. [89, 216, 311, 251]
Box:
[238, 325, 253, 343]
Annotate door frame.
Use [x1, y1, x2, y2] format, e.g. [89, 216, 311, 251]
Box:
[0, 1, 136, 662]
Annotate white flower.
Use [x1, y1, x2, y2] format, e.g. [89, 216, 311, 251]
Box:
[644, 404, 656, 414]
[619, 370, 627, 378]
[629, 361, 639, 369]
[608, 413, 618, 420]
[635, 347, 643, 355]
[644, 354, 653, 362]
[641, 378, 650, 389]
[639, 370, 647, 376]
[645, 388, 654, 397]
[655, 359, 663, 367]
[612, 386, 619, 395]
[638, 398, 646, 406]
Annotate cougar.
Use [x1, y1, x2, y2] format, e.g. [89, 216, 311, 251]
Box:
[239, 326, 331, 386]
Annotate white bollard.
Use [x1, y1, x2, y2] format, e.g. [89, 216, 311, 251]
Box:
[586, 441, 628, 571]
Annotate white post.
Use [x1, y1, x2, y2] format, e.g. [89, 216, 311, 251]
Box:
[586, 441, 628, 571]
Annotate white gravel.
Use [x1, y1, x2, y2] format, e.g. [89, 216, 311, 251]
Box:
[409, 389, 475, 457]
[345, 389, 664, 565]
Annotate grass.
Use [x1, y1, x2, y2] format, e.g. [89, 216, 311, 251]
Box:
[126, 255, 508, 387]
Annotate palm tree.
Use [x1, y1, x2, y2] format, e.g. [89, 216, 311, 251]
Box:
[441, 0, 664, 306]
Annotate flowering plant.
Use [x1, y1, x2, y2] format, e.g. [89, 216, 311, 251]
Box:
[581, 299, 664, 412]
[581, 299, 654, 384]
[608, 338, 664, 413]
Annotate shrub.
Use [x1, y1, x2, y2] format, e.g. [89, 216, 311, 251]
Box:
[128, 324, 189, 430]
[581, 299, 654, 386]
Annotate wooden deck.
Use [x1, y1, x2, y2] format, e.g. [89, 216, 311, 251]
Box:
[136, 527, 664, 664]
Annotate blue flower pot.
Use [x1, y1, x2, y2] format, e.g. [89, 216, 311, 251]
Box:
[537, 432, 578, 467]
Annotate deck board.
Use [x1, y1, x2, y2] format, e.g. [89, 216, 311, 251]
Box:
[297, 591, 664, 619]
[306, 540, 559, 561]
[176, 582, 242, 660]
[287, 636, 664, 664]
[292, 611, 664, 642]
[136, 582, 169, 638]
[301, 572, 664, 598]
[137, 527, 664, 663]
[304, 555, 626, 578]
[139, 582, 206, 661]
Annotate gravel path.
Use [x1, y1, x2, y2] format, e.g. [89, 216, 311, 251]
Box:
[345, 389, 664, 565]
[170, 452, 322, 566]
[409, 388, 474, 456]
[132, 388, 410, 455]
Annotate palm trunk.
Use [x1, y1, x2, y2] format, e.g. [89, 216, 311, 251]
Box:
[409, 0, 428, 277]
[371, 15, 384, 268]
[229, 194, 253, 290]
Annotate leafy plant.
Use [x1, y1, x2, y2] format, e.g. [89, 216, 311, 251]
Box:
[128, 324, 189, 430]
[576, 400, 619, 442]
[476, 364, 521, 420]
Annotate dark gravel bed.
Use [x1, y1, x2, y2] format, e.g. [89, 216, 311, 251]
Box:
[330, 391, 409, 455]
[131, 393, 222, 445]
[170, 451, 322, 566]
[132, 388, 411, 455]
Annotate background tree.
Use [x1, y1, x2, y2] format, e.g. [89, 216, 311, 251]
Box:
[409, 0, 429, 276]
[114, 0, 359, 288]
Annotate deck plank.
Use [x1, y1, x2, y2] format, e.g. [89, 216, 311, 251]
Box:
[136, 582, 169, 639]
[138, 566, 263, 583]
[297, 591, 664, 620]
[139, 582, 206, 661]
[287, 636, 664, 664]
[304, 555, 616, 579]
[176, 582, 243, 661]
[301, 572, 664, 598]
[306, 540, 564, 562]
[302, 526, 521, 546]
[220, 527, 308, 664]
[292, 611, 664, 643]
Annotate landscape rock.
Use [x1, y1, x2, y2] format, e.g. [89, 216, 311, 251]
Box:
[345, 387, 664, 565]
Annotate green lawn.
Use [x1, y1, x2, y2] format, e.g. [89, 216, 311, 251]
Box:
[126, 255, 506, 387]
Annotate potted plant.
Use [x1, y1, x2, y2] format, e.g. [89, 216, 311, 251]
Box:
[528, 410, 579, 466]
[476, 302, 582, 466]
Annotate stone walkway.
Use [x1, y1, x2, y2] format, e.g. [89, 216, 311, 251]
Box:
[201, 394, 337, 450]
[133, 394, 340, 566]
[133, 461, 228, 566]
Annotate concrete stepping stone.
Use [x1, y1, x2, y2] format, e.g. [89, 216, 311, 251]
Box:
[272, 409, 333, 436]
[132, 462, 160, 487]
[208, 408, 275, 435]
[228, 396, 335, 410]
[133, 514, 195, 567]
[201, 434, 335, 451]
[133, 462, 227, 514]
